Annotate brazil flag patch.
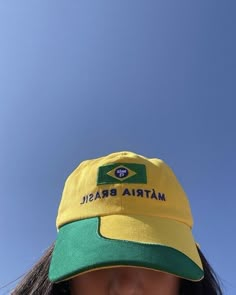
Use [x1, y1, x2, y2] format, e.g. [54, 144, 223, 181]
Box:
[97, 163, 147, 184]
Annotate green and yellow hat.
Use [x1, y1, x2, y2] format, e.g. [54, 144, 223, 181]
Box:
[49, 151, 204, 282]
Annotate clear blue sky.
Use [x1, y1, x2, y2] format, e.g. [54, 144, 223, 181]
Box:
[1, 1, 235, 294]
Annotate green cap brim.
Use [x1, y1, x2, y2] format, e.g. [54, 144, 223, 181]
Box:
[49, 217, 204, 282]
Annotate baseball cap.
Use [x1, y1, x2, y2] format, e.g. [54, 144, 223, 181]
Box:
[49, 151, 204, 282]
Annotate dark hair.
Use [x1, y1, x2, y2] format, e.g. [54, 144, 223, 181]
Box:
[11, 244, 223, 295]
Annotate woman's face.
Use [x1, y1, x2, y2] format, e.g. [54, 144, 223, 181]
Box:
[70, 267, 180, 295]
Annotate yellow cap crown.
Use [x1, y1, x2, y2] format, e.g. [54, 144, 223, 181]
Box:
[57, 151, 193, 229]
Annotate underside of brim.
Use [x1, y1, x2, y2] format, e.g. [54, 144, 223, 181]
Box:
[49, 217, 204, 282]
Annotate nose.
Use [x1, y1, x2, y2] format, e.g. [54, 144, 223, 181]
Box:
[108, 267, 143, 295]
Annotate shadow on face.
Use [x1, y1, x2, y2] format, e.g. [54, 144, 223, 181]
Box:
[70, 266, 180, 295]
